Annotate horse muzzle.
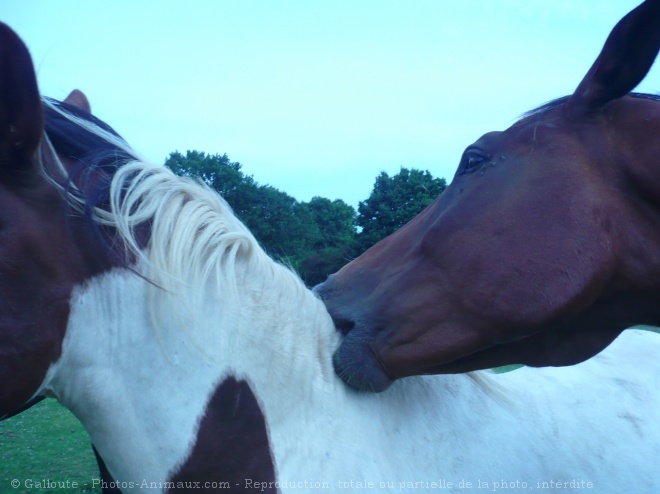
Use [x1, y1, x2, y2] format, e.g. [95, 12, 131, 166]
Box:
[314, 279, 395, 392]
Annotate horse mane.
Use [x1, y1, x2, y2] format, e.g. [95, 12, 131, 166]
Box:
[520, 92, 660, 121]
[39, 97, 277, 300]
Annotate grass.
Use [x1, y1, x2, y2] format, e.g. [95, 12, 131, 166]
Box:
[2, 327, 659, 493]
[0, 399, 101, 494]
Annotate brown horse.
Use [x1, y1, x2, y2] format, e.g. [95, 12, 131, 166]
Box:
[315, 0, 660, 391]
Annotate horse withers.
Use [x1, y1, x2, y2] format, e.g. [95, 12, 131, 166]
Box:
[315, 0, 660, 391]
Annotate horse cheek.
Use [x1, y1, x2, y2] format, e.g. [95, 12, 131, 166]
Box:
[0, 283, 70, 417]
[0, 205, 73, 416]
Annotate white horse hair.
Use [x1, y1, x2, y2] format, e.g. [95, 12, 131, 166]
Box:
[34, 102, 660, 493]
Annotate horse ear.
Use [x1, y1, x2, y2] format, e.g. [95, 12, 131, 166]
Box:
[64, 89, 92, 113]
[564, 0, 660, 119]
[0, 22, 43, 170]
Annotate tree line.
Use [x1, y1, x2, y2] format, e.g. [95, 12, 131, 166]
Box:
[165, 150, 447, 286]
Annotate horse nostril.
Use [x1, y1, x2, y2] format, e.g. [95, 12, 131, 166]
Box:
[312, 280, 334, 300]
[333, 317, 355, 336]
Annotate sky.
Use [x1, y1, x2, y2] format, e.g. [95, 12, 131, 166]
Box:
[3, 1, 659, 208]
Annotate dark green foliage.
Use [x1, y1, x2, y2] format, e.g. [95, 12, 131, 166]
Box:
[298, 197, 357, 285]
[165, 150, 258, 224]
[355, 167, 447, 255]
[165, 151, 446, 286]
[299, 245, 355, 286]
[306, 197, 356, 250]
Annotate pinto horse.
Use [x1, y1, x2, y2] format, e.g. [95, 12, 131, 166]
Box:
[315, 0, 660, 392]
[2, 20, 660, 494]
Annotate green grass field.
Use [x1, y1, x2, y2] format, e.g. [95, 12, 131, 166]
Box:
[0, 399, 101, 494]
[2, 327, 659, 493]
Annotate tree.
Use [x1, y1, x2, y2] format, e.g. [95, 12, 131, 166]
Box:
[165, 150, 258, 221]
[305, 197, 356, 250]
[355, 167, 446, 254]
[297, 197, 357, 285]
[247, 185, 321, 263]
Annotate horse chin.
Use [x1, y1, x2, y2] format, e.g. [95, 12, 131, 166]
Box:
[411, 324, 625, 375]
[332, 329, 394, 393]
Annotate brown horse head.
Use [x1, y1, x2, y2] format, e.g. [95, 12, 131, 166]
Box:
[0, 22, 121, 417]
[316, 0, 660, 391]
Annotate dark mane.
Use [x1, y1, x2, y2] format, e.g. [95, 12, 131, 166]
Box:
[43, 97, 134, 180]
[42, 97, 136, 215]
[520, 92, 660, 121]
[41, 98, 143, 266]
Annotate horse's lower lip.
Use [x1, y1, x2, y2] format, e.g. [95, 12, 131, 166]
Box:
[332, 334, 394, 392]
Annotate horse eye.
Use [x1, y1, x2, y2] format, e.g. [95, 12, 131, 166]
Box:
[459, 150, 488, 175]
[468, 156, 484, 168]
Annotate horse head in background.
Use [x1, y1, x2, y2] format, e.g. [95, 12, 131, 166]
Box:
[0, 26, 120, 418]
[316, 0, 660, 391]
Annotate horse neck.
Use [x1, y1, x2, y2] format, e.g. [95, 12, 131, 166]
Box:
[40, 255, 340, 485]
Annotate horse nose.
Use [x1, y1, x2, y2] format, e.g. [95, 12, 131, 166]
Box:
[312, 278, 330, 300]
[312, 276, 356, 336]
[312, 273, 338, 301]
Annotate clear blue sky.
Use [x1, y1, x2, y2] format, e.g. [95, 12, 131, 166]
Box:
[4, 1, 659, 207]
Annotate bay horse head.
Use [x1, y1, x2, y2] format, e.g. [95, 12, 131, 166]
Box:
[316, 0, 660, 391]
[0, 22, 126, 418]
